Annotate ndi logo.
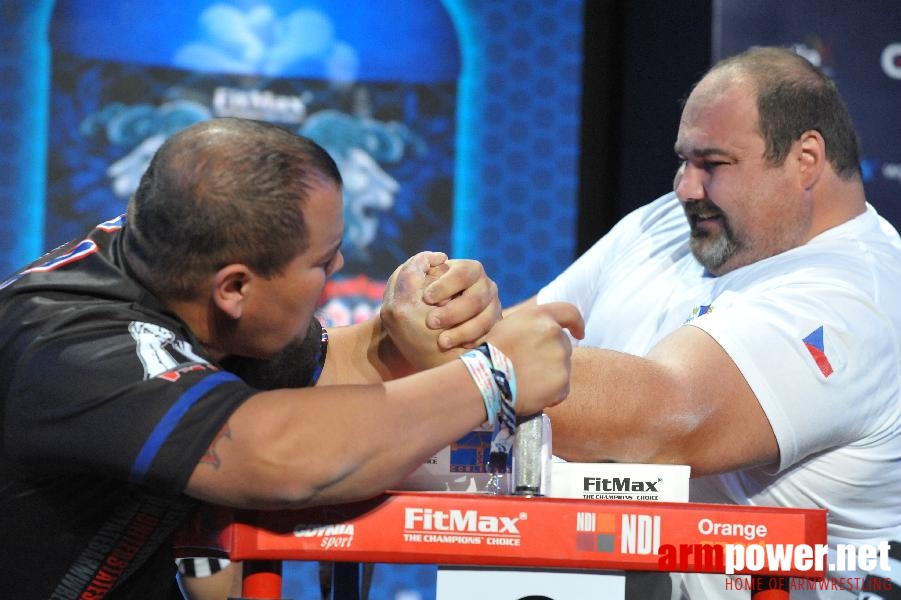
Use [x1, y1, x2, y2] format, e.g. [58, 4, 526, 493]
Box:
[621, 514, 661, 555]
[574, 512, 660, 555]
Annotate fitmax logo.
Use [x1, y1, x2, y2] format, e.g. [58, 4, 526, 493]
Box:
[584, 477, 660, 493]
[404, 508, 522, 534]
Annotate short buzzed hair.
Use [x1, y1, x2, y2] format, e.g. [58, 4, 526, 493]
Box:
[705, 46, 862, 180]
[125, 118, 342, 299]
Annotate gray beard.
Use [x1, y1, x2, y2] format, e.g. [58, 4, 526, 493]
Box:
[689, 229, 736, 273]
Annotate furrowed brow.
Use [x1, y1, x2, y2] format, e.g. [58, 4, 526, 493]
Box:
[675, 143, 731, 160]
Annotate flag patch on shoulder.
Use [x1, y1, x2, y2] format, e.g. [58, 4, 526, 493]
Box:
[802, 326, 833, 378]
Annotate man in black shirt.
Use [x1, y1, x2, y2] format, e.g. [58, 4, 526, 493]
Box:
[0, 118, 581, 598]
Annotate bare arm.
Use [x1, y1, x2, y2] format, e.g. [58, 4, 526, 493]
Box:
[186, 302, 583, 510]
[179, 562, 241, 600]
[187, 360, 485, 509]
[548, 324, 778, 476]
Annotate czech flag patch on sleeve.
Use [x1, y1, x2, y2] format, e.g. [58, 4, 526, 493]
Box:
[802, 326, 834, 378]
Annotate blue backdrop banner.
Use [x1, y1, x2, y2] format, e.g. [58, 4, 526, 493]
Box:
[714, 0, 901, 229]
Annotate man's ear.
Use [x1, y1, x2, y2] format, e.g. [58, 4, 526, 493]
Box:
[798, 129, 826, 190]
[212, 264, 253, 319]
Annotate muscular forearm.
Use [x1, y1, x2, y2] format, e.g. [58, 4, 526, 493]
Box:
[548, 347, 692, 464]
[318, 317, 417, 385]
[548, 327, 779, 476]
[186, 301, 582, 510]
[186, 359, 486, 509]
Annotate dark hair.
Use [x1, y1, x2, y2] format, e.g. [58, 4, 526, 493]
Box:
[125, 118, 342, 299]
[708, 46, 861, 179]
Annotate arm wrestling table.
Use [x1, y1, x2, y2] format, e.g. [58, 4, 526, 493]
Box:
[175, 490, 827, 600]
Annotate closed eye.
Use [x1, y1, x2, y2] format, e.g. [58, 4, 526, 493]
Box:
[702, 160, 727, 172]
[321, 251, 343, 277]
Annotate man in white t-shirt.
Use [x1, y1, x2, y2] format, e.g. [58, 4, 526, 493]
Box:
[513, 46, 901, 598]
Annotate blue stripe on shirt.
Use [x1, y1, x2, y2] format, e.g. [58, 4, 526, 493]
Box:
[130, 370, 240, 483]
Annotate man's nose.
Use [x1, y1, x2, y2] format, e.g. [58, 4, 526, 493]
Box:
[674, 162, 705, 203]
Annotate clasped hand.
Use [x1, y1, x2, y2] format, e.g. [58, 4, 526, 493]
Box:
[380, 252, 585, 416]
[380, 251, 501, 370]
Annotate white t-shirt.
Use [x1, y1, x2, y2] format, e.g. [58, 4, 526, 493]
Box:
[538, 192, 901, 598]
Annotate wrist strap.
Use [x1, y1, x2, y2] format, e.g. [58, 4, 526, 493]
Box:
[459, 343, 518, 473]
[459, 347, 499, 427]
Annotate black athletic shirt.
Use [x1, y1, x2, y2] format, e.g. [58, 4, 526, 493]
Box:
[0, 216, 326, 598]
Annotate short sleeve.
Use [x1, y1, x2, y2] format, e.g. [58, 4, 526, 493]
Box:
[536, 196, 681, 315]
[688, 281, 898, 472]
[4, 314, 256, 493]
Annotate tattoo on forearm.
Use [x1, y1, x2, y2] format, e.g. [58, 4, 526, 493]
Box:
[201, 423, 232, 469]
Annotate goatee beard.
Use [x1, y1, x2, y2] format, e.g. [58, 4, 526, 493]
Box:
[683, 201, 736, 273]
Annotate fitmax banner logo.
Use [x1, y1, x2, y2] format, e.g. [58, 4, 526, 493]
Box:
[583, 477, 660, 493]
[404, 507, 523, 534]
